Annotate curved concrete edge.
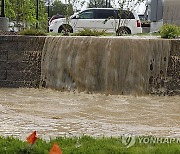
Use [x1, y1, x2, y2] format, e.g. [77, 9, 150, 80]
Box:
[0, 35, 179, 96]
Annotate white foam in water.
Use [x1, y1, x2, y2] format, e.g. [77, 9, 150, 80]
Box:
[0, 88, 179, 140]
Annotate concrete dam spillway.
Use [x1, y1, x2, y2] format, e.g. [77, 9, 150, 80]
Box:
[0, 36, 179, 95]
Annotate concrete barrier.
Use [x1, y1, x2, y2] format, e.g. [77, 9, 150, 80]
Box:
[0, 35, 179, 95]
[0, 36, 45, 87]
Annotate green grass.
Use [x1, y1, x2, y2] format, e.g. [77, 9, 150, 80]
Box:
[19, 28, 47, 36]
[47, 29, 114, 36]
[0, 136, 180, 154]
[47, 32, 63, 36]
[132, 32, 160, 36]
[73, 29, 112, 36]
[47, 32, 160, 37]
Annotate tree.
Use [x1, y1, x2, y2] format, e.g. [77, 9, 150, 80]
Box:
[5, 0, 36, 23]
[38, 0, 49, 29]
[46, 0, 73, 17]
[3, 0, 48, 30]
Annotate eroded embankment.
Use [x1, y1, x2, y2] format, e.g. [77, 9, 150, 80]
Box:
[40, 36, 179, 95]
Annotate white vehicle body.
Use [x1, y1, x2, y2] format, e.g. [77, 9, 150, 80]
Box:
[49, 8, 142, 34]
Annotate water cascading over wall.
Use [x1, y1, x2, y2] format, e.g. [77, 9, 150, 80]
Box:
[41, 37, 171, 95]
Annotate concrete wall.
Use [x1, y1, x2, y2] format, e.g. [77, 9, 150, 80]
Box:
[148, 39, 180, 95]
[167, 40, 180, 95]
[0, 36, 45, 88]
[0, 36, 179, 95]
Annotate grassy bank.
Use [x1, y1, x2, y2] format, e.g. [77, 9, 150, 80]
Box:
[0, 136, 180, 154]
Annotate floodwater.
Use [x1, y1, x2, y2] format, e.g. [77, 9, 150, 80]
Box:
[0, 88, 180, 140]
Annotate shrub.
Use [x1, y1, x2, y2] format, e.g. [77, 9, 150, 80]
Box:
[19, 28, 47, 36]
[160, 24, 179, 39]
[74, 28, 107, 36]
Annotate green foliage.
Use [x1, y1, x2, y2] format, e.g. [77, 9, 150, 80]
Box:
[37, 0, 49, 30]
[160, 24, 179, 39]
[1, 136, 180, 154]
[5, 0, 34, 22]
[4, 0, 48, 31]
[47, 0, 73, 17]
[74, 28, 108, 36]
[19, 28, 47, 36]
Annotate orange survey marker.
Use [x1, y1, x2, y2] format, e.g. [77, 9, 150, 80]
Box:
[50, 143, 62, 154]
[26, 131, 37, 144]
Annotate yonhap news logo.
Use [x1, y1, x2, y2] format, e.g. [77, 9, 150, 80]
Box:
[122, 134, 180, 148]
[122, 134, 136, 148]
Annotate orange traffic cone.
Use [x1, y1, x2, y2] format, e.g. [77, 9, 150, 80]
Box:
[50, 143, 62, 154]
[26, 131, 37, 144]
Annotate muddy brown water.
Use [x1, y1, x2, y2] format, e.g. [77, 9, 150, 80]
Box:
[0, 88, 179, 140]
